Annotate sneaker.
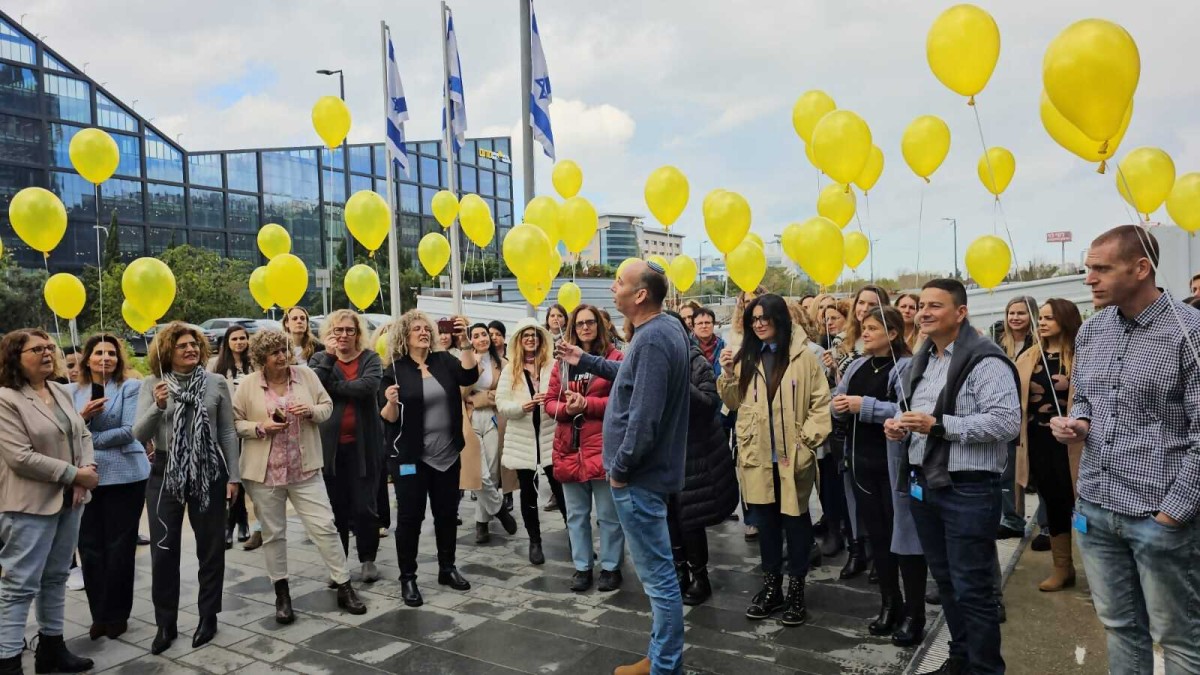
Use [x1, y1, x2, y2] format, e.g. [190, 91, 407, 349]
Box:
[597, 569, 623, 592]
[67, 566, 85, 591]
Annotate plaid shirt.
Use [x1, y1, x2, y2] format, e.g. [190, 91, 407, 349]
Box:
[1071, 292, 1200, 523]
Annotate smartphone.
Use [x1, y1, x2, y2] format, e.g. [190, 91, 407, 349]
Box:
[271, 408, 287, 424]
[437, 318, 455, 335]
[90, 383, 105, 401]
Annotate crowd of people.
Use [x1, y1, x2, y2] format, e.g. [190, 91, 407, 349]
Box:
[0, 224, 1197, 675]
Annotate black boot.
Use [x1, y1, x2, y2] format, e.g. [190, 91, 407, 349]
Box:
[192, 615, 217, 649]
[683, 566, 711, 606]
[570, 569, 594, 593]
[274, 579, 295, 625]
[745, 573, 785, 620]
[33, 633, 93, 674]
[778, 577, 807, 627]
[673, 561, 692, 594]
[400, 575, 423, 607]
[224, 522, 234, 550]
[808, 539, 822, 568]
[868, 561, 879, 584]
[438, 566, 471, 591]
[0, 654, 21, 675]
[150, 623, 176, 655]
[475, 522, 491, 544]
[528, 541, 545, 565]
[337, 581, 367, 615]
[891, 614, 926, 647]
[840, 538, 868, 579]
[868, 594, 901, 636]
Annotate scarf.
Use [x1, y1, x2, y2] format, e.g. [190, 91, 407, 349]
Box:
[698, 335, 719, 365]
[163, 370, 224, 511]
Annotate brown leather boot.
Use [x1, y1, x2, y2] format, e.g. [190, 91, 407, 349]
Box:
[613, 656, 651, 675]
[1038, 533, 1077, 592]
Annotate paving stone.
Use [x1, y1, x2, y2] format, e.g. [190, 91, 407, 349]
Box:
[176, 644, 258, 674]
[376, 644, 521, 674]
[101, 654, 206, 674]
[439, 619, 596, 673]
[300, 625, 414, 665]
[357, 604, 486, 644]
[228, 634, 299, 663]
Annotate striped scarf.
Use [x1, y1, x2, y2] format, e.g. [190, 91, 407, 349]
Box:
[163, 370, 224, 511]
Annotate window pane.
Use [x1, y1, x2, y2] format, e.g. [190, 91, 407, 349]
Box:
[189, 188, 224, 230]
[459, 166, 477, 194]
[478, 169, 495, 197]
[262, 149, 318, 198]
[373, 145, 386, 176]
[264, 194, 322, 266]
[320, 146, 344, 168]
[147, 227, 181, 255]
[322, 169, 345, 204]
[0, 64, 39, 115]
[145, 130, 183, 182]
[494, 138, 511, 155]
[497, 199, 513, 227]
[146, 182, 184, 225]
[117, 225, 144, 258]
[0, 113, 41, 164]
[372, 177, 389, 202]
[419, 155, 439, 187]
[229, 233, 255, 261]
[48, 123, 80, 169]
[41, 51, 72, 73]
[399, 182, 419, 214]
[0, 21, 35, 64]
[111, 132, 141, 178]
[350, 173, 372, 194]
[476, 138, 493, 170]
[226, 152, 258, 192]
[227, 193, 259, 232]
[191, 230, 225, 254]
[420, 142, 438, 157]
[100, 178, 144, 222]
[96, 93, 137, 133]
[44, 74, 91, 124]
[399, 214, 420, 249]
[349, 145, 372, 174]
[461, 139, 477, 166]
[496, 171, 511, 199]
[420, 187, 438, 215]
[188, 153, 222, 188]
[48, 170, 96, 221]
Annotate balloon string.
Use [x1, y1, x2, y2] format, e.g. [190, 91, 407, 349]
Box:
[94, 183, 104, 331]
[915, 183, 924, 289]
[973, 100, 1022, 282]
[42, 256, 62, 338]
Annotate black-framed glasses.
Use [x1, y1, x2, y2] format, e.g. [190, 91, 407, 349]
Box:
[21, 345, 53, 355]
[575, 319, 598, 329]
[751, 316, 771, 326]
[332, 327, 358, 336]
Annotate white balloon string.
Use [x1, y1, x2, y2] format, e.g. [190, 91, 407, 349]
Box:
[1021, 296, 1064, 418]
[915, 183, 925, 289]
[94, 183, 104, 331]
[42, 256, 62, 338]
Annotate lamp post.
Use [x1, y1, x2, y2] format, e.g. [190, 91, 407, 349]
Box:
[316, 69, 345, 100]
[942, 217, 959, 279]
[316, 68, 353, 302]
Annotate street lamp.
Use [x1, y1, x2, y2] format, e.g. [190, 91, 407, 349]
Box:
[316, 69, 345, 100]
[942, 217, 960, 279]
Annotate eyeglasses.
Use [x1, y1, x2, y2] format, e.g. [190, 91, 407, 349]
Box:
[521, 332, 539, 341]
[174, 341, 199, 352]
[575, 320, 598, 329]
[332, 327, 358, 336]
[21, 345, 53, 355]
[751, 316, 771, 326]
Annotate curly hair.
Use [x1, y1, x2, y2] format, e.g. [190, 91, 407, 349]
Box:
[248, 329, 291, 370]
[385, 309, 441, 365]
[0, 329, 52, 389]
[147, 322, 211, 375]
[787, 299, 820, 343]
[318, 309, 368, 354]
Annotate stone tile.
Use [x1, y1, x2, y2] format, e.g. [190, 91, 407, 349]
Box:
[273, 646, 389, 675]
[228, 634, 300, 663]
[300, 625, 414, 665]
[357, 604, 486, 644]
[60, 633, 146, 672]
[286, 586, 379, 627]
[101, 654, 206, 674]
[682, 644, 798, 675]
[509, 608, 650, 654]
[377, 644, 519, 675]
[231, 661, 299, 674]
[559, 645, 653, 675]
[440, 619, 595, 673]
[176, 644, 258, 674]
[241, 614, 343, 645]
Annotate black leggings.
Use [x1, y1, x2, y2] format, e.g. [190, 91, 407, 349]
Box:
[1028, 430, 1074, 536]
[853, 465, 927, 620]
[666, 495, 710, 569]
[516, 466, 565, 543]
[226, 483, 248, 532]
[325, 443, 381, 563]
[751, 464, 814, 578]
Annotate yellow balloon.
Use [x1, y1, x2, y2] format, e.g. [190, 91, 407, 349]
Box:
[431, 190, 459, 229]
[345, 190, 390, 254]
[518, 271, 553, 306]
[1040, 92, 1132, 171]
[257, 223, 291, 260]
[459, 194, 495, 247]
[926, 4, 1001, 102]
[644, 166, 689, 228]
[44, 273, 86, 320]
[669, 254, 697, 292]
[524, 196, 561, 244]
[557, 282, 582, 313]
[1116, 147, 1175, 219]
[265, 254, 308, 309]
[901, 115, 951, 181]
[311, 95, 351, 149]
[817, 183, 857, 229]
[703, 190, 751, 254]
[965, 235, 1011, 290]
[375, 333, 389, 358]
[248, 266, 273, 311]
[548, 247, 563, 279]
[744, 233, 765, 250]
[560, 196, 598, 254]
[122, 300, 154, 334]
[792, 217, 844, 287]
[977, 147, 1016, 197]
[0, 239, 4, 258]
[122, 257, 177, 320]
[1167, 173, 1200, 234]
[343, 264, 380, 310]
[844, 232, 870, 270]
[811, 110, 872, 186]
[615, 257, 638, 279]
[8, 187, 67, 254]
[854, 146, 884, 194]
[726, 240, 767, 293]
[1043, 19, 1139, 151]
[68, 128, 119, 184]
[791, 90, 837, 144]
[418, 232, 451, 277]
[502, 224, 553, 280]
[781, 222, 803, 264]
[647, 255, 669, 273]
[552, 160, 583, 199]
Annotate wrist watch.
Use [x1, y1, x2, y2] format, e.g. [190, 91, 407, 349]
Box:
[930, 417, 946, 438]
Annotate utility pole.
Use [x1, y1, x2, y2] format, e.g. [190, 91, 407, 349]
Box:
[519, 0, 536, 318]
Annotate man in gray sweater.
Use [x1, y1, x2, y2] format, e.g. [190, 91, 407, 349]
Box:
[557, 260, 690, 675]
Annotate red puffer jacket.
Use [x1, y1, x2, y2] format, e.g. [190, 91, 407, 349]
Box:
[545, 345, 623, 484]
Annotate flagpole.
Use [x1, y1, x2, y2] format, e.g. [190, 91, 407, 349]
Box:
[441, 2, 464, 317]
[380, 20, 402, 317]
[519, 0, 536, 318]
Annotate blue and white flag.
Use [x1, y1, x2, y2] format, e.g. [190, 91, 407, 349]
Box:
[385, 32, 410, 177]
[443, 11, 467, 154]
[529, 0, 555, 160]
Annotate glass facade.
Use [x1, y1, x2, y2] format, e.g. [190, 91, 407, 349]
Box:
[0, 12, 513, 280]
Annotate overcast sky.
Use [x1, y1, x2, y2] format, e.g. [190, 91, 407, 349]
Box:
[13, 0, 1200, 279]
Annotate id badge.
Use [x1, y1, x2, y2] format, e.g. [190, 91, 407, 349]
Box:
[1072, 511, 1088, 534]
[909, 474, 924, 502]
[399, 464, 417, 476]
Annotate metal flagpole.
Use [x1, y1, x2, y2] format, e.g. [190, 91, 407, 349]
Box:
[519, 0, 536, 318]
[441, 2, 464, 316]
[380, 21, 402, 317]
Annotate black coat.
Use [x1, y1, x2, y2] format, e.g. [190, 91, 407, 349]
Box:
[310, 349, 384, 478]
[677, 345, 739, 532]
[378, 351, 479, 467]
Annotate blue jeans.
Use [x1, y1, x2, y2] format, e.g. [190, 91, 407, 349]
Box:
[909, 474, 1005, 675]
[0, 507, 83, 658]
[561, 479, 624, 573]
[1076, 499, 1200, 674]
[612, 485, 683, 675]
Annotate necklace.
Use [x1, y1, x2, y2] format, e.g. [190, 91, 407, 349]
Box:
[868, 356, 891, 374]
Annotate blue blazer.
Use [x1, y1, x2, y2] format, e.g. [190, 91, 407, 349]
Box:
[70, 379, 150, 486]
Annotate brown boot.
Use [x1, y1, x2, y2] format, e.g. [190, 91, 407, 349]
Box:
[1038, 533, 1077, 592]
[613, 656, 651, 675]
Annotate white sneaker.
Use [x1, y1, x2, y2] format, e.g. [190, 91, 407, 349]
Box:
[67, 567, 84, 591]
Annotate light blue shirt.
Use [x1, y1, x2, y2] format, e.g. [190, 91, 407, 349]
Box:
[69, 379, 150, 486]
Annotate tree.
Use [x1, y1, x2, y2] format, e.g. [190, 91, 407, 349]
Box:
[329, 240, 429, 315]
[102, 210, 120, 268]
[157, 246, 258, 323]
[0, 256, 53, 334]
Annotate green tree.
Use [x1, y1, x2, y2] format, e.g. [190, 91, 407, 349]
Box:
[102, 210, 120, 268]
[329, 240, 429, 315]
[157, 246, 258, 323]
[0, 256, 53, 334]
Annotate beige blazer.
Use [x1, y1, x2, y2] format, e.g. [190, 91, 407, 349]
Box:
[0, 383, 95, 515]
[232, 367, 333, 484]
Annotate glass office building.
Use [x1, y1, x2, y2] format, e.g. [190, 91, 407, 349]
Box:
[0, 12, 514, 281]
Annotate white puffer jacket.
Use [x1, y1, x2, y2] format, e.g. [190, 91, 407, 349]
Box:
[497, 319, 556, 470]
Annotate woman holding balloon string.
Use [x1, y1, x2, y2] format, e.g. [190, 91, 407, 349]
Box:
[208, 325, 255, 549]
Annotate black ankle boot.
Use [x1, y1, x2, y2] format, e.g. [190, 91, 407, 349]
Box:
[224, 522, 234, 550]
[274, 579, 295, 624]
[192, 615, 217, 648]
[683, 566, 711, 606]
[840, 538, 868, 579]
[438, 566, 471, 591]
[868, 594, 901, 636]
[745, 573, 785, 620]
[868, 561, 879, 584]
[400, 575, 423, 607]
[779, 577, 807, 626]
[337, 581, 367, 615]
[34, 633, 93, 674]
[673, 561, 692, 594]
[150, 623, 176, 655]
[891, 613, 926, 647]
[528, 541, 545, 565]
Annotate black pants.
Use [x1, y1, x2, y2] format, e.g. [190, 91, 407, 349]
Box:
[226, 483, 248, 533]
[666, 494, 710, 569]
[394, 459, 461, 578]
[325, 442, 380, 563]
[376, 473, 392, 530]
[516, 466, 565, 543]
[818, 452, 848, 534]
[80, 479, 146, 624]
[1028, 432, 1074, 536]
[853, 466, 927, 620]
[750, 464, 813, 578]
[145, 467, 226, 627]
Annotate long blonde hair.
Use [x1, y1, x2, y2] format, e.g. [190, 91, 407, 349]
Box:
[283, 306, 318, 361]
[507, 320, 552, 387]
[1000, 296, 1037, 360]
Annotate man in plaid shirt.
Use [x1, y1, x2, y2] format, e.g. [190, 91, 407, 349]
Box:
[1052, 225, 1200, 674]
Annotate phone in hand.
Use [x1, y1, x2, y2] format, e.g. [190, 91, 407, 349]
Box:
[271, 408, 287, 424]
[437, 318, 455, 335]
[90, 382, 105, 401]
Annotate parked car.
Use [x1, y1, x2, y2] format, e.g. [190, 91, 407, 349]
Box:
[126, 322, 205, 358]
[199, 317, 256, 351]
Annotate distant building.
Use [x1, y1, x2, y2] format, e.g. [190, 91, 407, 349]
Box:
[575, 213, 685, 267]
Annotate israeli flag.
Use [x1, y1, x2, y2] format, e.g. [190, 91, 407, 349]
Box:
[443, 11, 467, 154]
[385, 34, 410, 177]
[529, 0, 555, 160]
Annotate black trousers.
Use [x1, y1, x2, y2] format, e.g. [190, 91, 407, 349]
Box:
[1028, 432, 1074, 536]
[751, 464, 814, 578]
[325, 442, 380, 563]
[376, 473, 392, 530]
[394, 459, 461, 578]
[818, 452, 848, 533]
[666, 494, 710, 569]
[853, 465, 927, 620]
[516, 466, 565, 543]
[80, 479, 146, 624]
[226, 483, 248, 533]
[145, 467, 226, 627]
